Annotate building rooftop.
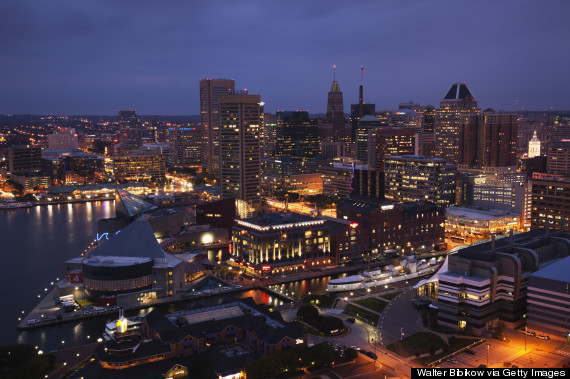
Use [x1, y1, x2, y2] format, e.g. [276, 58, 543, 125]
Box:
[89, 217, 167, 260]
[530, 255, 570, 283]
[115, 188, 158, 218]
[446, 206, 520, 221]
[236, 212, 325, 231]
[443, 83, 473, 100]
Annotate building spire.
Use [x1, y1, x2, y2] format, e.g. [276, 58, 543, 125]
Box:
[333, 64, 336, 82]
[359, 66, 365, 105]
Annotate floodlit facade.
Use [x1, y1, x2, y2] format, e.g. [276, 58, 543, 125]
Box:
[384, 155, 456, 207]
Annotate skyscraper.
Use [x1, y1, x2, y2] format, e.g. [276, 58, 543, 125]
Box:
[478, 111, 518, 167]
[435, 83, 480, 164]
[219, 92, 262, 217]
[168, 125, 202, 168]
[350, 70, 376, 141]
[117, 110, 142, 154]
[199, 78, 235, 175]
[326, 79, 348, 142]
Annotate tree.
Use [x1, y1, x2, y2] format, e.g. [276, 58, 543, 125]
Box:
[297, 304, 319, 320]
[344, 348, 358, 361]
[421, 310, 429, 326]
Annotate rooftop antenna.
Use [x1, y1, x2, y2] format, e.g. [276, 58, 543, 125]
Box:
[333, 65, 336, 81]
[360, 66, 365, 85]
[360, 66, 365, 105]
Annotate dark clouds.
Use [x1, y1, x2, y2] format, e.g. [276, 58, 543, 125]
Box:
[1, 1, 569, 114]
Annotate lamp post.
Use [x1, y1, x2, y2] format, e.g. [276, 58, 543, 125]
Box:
[486, 344, 490, 367]
[401, 327, 404, 341]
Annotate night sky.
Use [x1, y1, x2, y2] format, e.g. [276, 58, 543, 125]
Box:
[1, 1, 569, 115]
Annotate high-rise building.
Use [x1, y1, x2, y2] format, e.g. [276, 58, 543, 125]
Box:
[272, 111, 320, 174]
[260, 112, 277, 159]
[219, 92, 262, 217]
[356, 115, 381, 163]
[326, 80, 348, 142]
[546, 140, 570, 176]
[530, 174, 570, 231]
[435, 83, 480, 164]
[551, 115, 570, 141]
[114, 152, 166, 183]
[478, 111, 518, 167]
[384, 155, 456, 207]
[368, 127, 415, 171]
[47, 128, 79, 150]
[117, 110, 142, 154]
[398, 102, 436, 134]
[199, 79, 235, 175]
[5, 145, 42, 174]
[168, 125, 202, 168]
[350, 77, 376, 142]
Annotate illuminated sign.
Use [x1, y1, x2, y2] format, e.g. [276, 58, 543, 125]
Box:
[381, 205, 394, 210]
[349, 222, 358, 229]
[262, 266, 271, 270]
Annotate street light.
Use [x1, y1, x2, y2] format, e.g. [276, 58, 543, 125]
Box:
[401, 327, 404, 341]
[486, 344, 490, 367]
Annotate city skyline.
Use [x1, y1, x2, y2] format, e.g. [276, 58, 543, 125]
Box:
[1, 1, 570, 115]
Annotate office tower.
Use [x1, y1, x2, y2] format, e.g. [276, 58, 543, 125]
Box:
[435, 83, 480, 164]
[272, 111, 319, 175]
[384, 155, 456, 207]
[398, 102, 436, 134]
[168, 125, 202, 168]
[260, 112, 277, 159]
[528, 131, 541, 158]
[551, 115, 570, 141]
[321, 157, 366, 198]
[199, 78, 235, 175]
[117, 110, 142, 154]
[219, 92, 262, 217]
[478, 111, 518, 167]
[356, 115, 381, 163]
[546, 140, 570, 175]
[5, 145, 42, 174]
[113, 152, 166, 183]
[326, 80, 348, 142]
[350, 74, 376, 141]
[388, 109, 423, 133]
[47, 128, 79, 150]
[368, 127, 415, 171]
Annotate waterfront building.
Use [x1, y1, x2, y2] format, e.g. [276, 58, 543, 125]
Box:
[62, 217, 185, 305]
[117, 110, 142, 154]
[47, 128, 78, 150]
[4, 144, 42, 175]
[200, 78, 235, 175]
[10, 172, 51, 192]
[419, 228, 570, 335]
[368, 127, 415, 171]
[231, 213, 332, 272]
[338, 199, 445, 256]
[435, 83, 480, 164]
[527, 255, 570, 340]
[445, 206, 521, 239]
[384, 155, 456, 207]
[76, 298, 305, 376]
[113, 151, 166, 183]
[219, 92, 262, 218]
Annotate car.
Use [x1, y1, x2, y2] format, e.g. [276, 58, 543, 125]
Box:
[537, 334, 550, 340]
[478, 364, 487, 368]
[366, 351, 378, 360]
[448, 358, 458, 364]
[464, 349, 476, 355]
[346, 317, 355, 323]
[27, 319, 40, 325]
[522, 330, 536, 336]
[350, 345, 361, 351]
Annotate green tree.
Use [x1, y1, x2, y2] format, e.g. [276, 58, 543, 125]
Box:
[344, 348, 358, 361]
[297, 304, 319, 320]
